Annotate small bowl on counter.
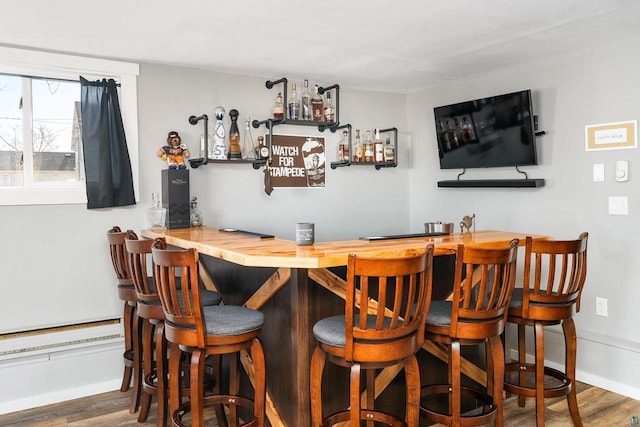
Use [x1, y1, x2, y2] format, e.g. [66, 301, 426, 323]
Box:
[424, 221, 454, 234]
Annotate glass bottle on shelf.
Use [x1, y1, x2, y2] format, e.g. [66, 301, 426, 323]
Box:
[311, 84, 324, 122]
[242, 117, 256, 160]
[190, 196, 202, 227]
[353, 129, 363, 162]
[147, 192, 166, 230]
[227, 108, 242, 159]
[211, 106, 227, 159]
[288, 82, 300, 120]
[301, 79, 312, 121]
[337, 130, 349, 162]
[374, 128, 384, 162]
[323, 92, 335, 123]
[257, 135, 269, 160]
[384, 136, 395, 163]
[363, 129, 374, 162]
[272, 92, 284, 120]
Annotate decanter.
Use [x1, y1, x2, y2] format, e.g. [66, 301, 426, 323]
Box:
[147, 192, 166, 230]
[190, 196, 203, 227]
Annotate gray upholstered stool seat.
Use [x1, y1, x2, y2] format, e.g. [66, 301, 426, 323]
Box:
[202, 305, 264, 336]
[313, 315, 392, 348]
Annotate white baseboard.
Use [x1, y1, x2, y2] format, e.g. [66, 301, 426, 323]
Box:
[0, 378, 122, 415]
[507, 327, 640, 401]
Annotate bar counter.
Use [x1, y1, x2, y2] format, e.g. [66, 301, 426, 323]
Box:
[141, 227, 546, 426]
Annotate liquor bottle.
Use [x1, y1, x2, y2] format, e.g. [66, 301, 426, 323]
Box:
[337, 130, 349, 162]
[227, 108, 242, 159]
[242, 117, 256, 160]
[190, 196, 202, 227]
[353, 129, 363, 162]
[257, 135, 269, 160]
[272, 92, 284, 120]
[147, 192, 166, 230]
[374, 128, 384, 162]
[288, 82, 300, 120]
[301, 79, 312, 121]
[384, 136, 395, 163]
[311, 84, 324, 122]
[323, 92, 335, 123]
[363, 130, 374, 162]
[211, 106, 227, 159]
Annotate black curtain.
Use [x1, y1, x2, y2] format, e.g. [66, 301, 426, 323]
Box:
[80, 77, 135, 209]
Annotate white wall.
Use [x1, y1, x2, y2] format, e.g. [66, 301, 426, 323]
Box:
[407, 34, 640, 398]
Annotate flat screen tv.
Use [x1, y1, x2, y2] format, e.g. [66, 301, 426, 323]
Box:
[434, 89, 538, 169]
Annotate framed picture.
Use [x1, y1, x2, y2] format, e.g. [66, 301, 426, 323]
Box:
[585, 120, 637, 151]
[265, 133, 326, 188]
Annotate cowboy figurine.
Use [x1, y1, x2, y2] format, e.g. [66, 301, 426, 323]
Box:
[157, 131, 190, 169]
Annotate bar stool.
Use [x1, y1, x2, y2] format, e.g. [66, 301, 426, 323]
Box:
[310, 245, 434, 426]
[125, 232, 223, 426]
[107, 226, 142, 413]
[151, 239, 266, 427]
[504, 233, 588, 427]
[420, 239, 519, 427]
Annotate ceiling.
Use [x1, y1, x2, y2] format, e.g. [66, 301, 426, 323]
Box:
[3, 0, 640, 93]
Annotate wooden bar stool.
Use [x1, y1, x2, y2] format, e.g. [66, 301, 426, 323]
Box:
[125, 232, 223, 426]
[504, 233, 588, 427]
[107, 226, 143, 414]
[151, 239, 266, 427]
[310, 245, 434, 426]
[420, 239, 519, 427]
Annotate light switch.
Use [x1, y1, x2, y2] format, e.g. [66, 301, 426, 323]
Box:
[615, 160, 629, 182]
[593, 164, 605, 182]
[608, 196, 629, 215]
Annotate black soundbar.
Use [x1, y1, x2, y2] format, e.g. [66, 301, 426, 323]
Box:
[438, 179, 545, 188]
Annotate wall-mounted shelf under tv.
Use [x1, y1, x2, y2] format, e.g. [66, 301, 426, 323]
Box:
[438, 179, 545, 188]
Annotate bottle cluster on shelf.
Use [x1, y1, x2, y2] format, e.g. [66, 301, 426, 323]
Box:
[343, 128, 395, 164]
[272, 79, 335, 123]
[192, 106, 270, 167]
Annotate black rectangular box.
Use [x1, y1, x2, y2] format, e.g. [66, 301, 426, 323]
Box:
[161, 169, 190, 229]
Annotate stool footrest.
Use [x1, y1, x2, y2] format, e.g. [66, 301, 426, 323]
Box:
[420, 384, 497, 426]
[323, 409, 405, 427]
[504, 362, 572, 399]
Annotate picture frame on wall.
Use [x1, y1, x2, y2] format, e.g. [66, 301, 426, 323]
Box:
[585, 120, 637, 151]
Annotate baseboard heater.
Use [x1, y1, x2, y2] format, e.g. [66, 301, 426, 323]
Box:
[0, 319, 123, 360]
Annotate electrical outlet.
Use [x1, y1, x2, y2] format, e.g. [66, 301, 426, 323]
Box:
[596, 297, 608, 317]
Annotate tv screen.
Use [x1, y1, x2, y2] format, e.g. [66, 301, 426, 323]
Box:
[434, 90, 537, 169]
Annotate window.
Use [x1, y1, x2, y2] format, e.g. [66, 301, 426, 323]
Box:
[0, 47, 139, 206]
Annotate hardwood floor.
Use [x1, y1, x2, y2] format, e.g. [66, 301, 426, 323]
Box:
[0, 382, 638, 426]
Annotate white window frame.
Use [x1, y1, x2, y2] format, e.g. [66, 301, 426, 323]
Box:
[0, 46, 140, 206]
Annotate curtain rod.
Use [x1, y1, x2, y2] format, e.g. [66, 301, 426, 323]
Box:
[2, 72, 120, 86]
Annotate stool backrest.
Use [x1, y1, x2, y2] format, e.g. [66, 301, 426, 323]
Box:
[125, 232, 165, 304]
[151, 240, 204, 348]
[449, 239, 519, 339]
[106, 226, 134, 286]
[345, 245, 434, 363]
[521, 232, 588, 318]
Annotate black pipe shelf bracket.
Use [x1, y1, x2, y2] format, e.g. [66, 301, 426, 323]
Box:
[331, 126, 398, 170]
